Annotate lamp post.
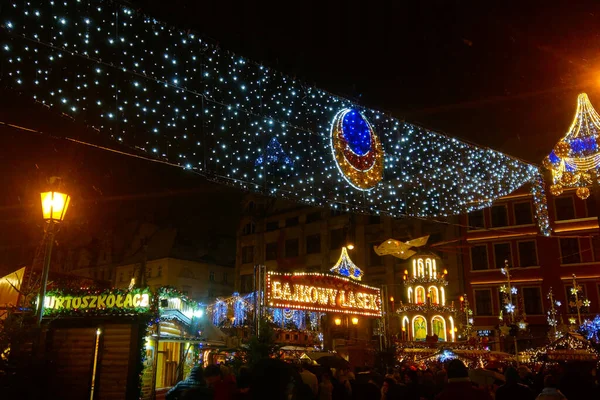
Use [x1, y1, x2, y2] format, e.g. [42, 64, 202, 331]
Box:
[36, 190, 70, 327]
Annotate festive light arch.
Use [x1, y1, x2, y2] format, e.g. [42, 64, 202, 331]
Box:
[0, 0, 542, 220]
[448, 316, 455, 342]
[428, 286, 439, 305]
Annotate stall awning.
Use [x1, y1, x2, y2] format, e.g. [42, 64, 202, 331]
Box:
[0, 267, 25, 309]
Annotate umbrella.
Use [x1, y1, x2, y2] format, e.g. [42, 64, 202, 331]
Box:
[316, 355, 350, 369]
[469, 369, 505, 386]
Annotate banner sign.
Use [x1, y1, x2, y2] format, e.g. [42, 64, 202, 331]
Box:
[43, 288, 152, 315]
[266, 272, 382, 317]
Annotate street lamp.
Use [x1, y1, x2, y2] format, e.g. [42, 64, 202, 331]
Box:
[36, 190, 70, 326]
[351, 317, 359, 325]
[334, 318, 342, 326]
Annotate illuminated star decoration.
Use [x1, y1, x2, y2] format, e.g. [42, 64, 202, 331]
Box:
[330, 108, 384, 190]
[569, 317, 577, 325]
[330, 247, 363, 281]
[544, 93, 600, 200]
[583, 299, 591, 307]
[255, 137, 294, 167]
[505, 303, 516, 313]
[511, 287, 518, 295]
[518, 321, 528, 330]
[499, 324, 511, 336]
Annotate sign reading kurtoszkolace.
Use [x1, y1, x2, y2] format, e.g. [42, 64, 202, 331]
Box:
[266, 272, 382, 317]
[43, 289, 151, 315]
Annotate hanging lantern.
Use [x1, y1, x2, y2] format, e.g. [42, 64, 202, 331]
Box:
[576, 187, 590, 200]
[561, 171, 575, 185]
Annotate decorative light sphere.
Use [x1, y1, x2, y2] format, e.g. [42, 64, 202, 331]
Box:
[576, 186, 591, 200]
[554, 142, 570, 158]
[550, 184, 564, 197]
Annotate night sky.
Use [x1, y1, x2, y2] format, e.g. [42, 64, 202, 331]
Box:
[131, 0, 600, 163]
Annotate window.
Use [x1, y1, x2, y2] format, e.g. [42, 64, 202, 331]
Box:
[306, 211, 321, 224]
[157, 265, 162, 277]
[306, 234, 321, 254]
[518, 241, 538, 267]
[209, 271, 215, 282]
[369, 241, 382, 266]
[470, 245, 489, 270]
[493, 243, 512, 269]
[330, 209, 343, 217]
[286, 216, 299, 227]
[555, 196, 575, 221]
[369, 215, 381, 225]
[242, 246, 254, 264]
[285, 238, 299, 258]
[265, 242, 278, 261]
[491, 205, 508, 227]
[468, 210, 485, 229]
[223, 272, 228, 284]
[243, 222, 255, 235]
[119, 272, 124, 282]
[560, 238, 580, 264]
[266, 221, 279, 231]
[474, 290, 493, 316]
[514, 202, 533, 225]
[330, 228, 345, 249]
[241, 274, 253, 293]
[523, 287, 543, 315]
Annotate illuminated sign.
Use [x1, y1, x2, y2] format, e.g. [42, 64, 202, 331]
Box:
[44, 289, 151, 315]
[266, 272, 382, 317]
[477, 330, 492, 337]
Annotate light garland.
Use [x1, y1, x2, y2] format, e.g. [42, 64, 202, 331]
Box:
[1, 0, 539, 220]
[547, 288, 563, 340]
[544, 93, 600, 199]
[531, 174, 551, 236]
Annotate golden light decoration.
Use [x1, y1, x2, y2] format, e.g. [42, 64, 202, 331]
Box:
[545, 93, 600, 200]
[576, 187, 590, 200]
[330, 108, 384, 190]
[550, 184, 564, 197]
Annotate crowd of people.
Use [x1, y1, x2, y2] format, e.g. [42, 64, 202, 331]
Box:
[165, 359, 600, 400]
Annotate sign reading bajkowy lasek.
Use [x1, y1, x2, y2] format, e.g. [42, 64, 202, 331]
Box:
[266, 272, 382, 317]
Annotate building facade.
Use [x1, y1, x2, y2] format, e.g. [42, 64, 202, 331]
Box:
[113, 257, 233, 303]
[461, 184, 600, 350]
[235, 195, 463, 334]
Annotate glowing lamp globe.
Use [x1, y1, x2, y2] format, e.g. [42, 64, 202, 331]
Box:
[351, 317, 359, 325]
[334, 318, 342, 326]
[40, 191, 70, 222]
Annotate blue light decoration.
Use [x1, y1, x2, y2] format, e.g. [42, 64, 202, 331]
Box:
[439, 349, 457, 362]
[0, 0, 541, 223]
[531, 174, 551, 236]
[580, 315, 600, 343]
[255, 137, 294, 167]
[212, 299, 228, 326]
[233, 295, 246, 326]
[330, 247, 363, 281]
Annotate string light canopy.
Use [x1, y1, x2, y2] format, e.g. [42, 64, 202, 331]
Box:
[544, 93, 600, 199]
[1, 0, 539, 220]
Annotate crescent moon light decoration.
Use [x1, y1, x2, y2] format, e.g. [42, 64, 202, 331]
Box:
[330, 108, 384, 190]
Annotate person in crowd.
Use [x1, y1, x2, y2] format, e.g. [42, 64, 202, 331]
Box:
[420, 370, 437, 400]
[403, 369, 421, 400]
[385, 368, 396, 382]
[319, 370, 334, 400]
[536, 375, 567, 400]
[299, 362, 319, 398]
[250, 359, 313, 400]
[205, 364, 235, 400]
[381, 377, 396, 400]
[166, 365, 210, 400]
[436, 360, 492, 400]
[517, 366, 534, 390]
[495, 367, 534, 400]
[434, 369, 447, 396]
